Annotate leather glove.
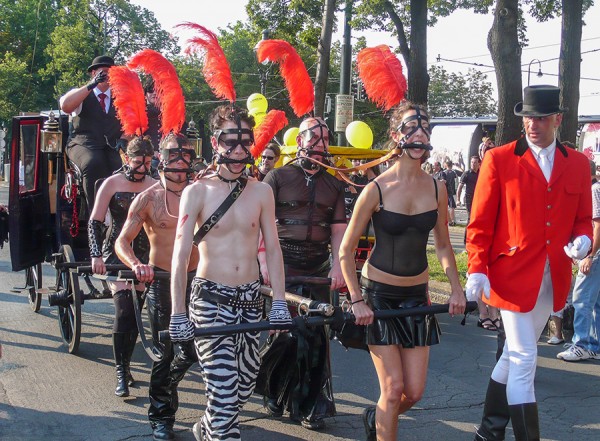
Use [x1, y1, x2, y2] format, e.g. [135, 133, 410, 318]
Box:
[169, 312, 195, 342]
[268, 299, 292, 328]
[465, 273, 491, 301]
[87, 70, 108, 91]
[564, 235, 592, 260]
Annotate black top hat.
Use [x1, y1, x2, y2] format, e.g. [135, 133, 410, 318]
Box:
[87, 55, 115, 72]
[514, 85, 564, 117]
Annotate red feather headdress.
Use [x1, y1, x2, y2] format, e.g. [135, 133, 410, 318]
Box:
[356, 45, 407, 111]
[256, 40, 314, 117]
[251, 110, 288, 158]
[176, 22, 236, 104]
[108, 66, 148, 137]
[127, 49, 186, 135]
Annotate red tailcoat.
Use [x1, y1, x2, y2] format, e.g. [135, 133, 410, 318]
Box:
[467, 138, 592, 312]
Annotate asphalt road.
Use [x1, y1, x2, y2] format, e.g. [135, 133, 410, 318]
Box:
[1, 182, 599, 440]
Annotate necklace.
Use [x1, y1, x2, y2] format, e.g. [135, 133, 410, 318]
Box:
[216, 174, 239, 183]
[300, 167, 314, 186]
[159, 181, 184, 197]
[217, 173, 241, 190]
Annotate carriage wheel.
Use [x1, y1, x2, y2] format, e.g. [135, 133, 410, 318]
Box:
[55, 245, 82, 354]
[25, 263, 43, 312]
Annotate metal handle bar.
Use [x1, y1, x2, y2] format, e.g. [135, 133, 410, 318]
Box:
[158, 301, 477, 342]
[285, 276, 332, 286]
[76, 264, 129, 274]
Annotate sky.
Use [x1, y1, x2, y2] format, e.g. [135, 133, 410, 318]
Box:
[130, 0, 600, 115]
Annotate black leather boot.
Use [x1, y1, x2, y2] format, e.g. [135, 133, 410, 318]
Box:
[474, 379, 510, 441]
[113, 332, 129, 397]
[362, 406, 376, 441]
[509, 403, 540, 441]
[124, 330, 138, 387]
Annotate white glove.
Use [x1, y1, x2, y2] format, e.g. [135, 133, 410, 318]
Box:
[465, 273, 491, 301]
[564, 235, 592, 260]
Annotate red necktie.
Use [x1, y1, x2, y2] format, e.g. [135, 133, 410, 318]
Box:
[98, 93, 107, 113]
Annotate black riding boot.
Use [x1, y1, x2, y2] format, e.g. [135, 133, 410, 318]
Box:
[509, 403, 540, 441]
[113, 332, 130, 397]
[124, 330, 138, 387]
[474, 379, 510, 441]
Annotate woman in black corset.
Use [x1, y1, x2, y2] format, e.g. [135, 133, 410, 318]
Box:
[88, 137, 156, 397]
[339, 101, 466, 441]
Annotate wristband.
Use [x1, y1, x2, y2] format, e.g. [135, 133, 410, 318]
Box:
[352, 299, 364, 305]
[88, 219, 104, 258]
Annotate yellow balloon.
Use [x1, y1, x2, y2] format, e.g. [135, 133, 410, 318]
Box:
[283, 127, 300, 146]
[247, 93, 268, 114]
[253, 111, 266, 127]
[345, 121, 373, 149]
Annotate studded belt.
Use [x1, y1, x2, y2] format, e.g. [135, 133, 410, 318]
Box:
[197, 288, 264, 309]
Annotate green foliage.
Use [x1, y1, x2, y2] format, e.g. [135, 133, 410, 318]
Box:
[427, 245, 468, 285]
[0, 0, 180, 118]
[428, 65, 496, 117]
[0, 53, 32, 122]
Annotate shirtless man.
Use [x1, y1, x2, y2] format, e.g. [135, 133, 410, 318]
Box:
[115, 133, 199, 441]
[168, 105, 291, 441]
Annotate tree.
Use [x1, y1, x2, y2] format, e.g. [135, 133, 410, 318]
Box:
[487, 0, 522, 145]
[0, 53, 32, 124]
[557, 0, 583, 143]
[0, 0, 179, 118]
[428, 65, 496, 118]
[245, 0, 340, 117]
[314, 0, 337, 117]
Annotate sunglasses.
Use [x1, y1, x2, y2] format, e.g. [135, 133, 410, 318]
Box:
[261, 155, 275, 160]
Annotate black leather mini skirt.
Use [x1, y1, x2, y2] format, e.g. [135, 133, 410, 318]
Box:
[360, 277, 441, 347]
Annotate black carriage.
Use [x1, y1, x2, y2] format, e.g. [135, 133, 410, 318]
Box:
[8, 111, 118, 354]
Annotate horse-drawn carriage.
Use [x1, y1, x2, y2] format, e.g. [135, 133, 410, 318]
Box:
[7, 111, 121, 354]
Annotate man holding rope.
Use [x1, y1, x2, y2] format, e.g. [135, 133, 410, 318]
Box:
[258, 116, 347, 430]
[115, 133, 199, 441]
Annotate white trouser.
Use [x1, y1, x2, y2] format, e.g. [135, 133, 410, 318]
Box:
[491, 259, 554, 404]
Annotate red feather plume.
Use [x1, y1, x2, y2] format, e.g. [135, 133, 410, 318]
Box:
[127, 49, 186, 135]
[356, 45, 407, 111]
[108, 66, 148, 137]
[176, 22, 236, 103]
[256, 40, 314, 117]
[251, 110, 288, 158]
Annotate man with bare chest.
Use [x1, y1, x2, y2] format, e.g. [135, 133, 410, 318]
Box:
[168, 105, 291, 441]
[116, 133, 199, 441]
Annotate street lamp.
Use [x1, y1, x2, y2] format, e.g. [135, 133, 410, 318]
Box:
[527, 59, 543, 86]
[257, 29, 270, 95]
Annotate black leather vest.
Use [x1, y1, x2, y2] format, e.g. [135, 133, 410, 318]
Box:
[67, 91, 122, 150]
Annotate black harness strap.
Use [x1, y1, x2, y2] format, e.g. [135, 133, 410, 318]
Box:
[192, 177, 248, 246]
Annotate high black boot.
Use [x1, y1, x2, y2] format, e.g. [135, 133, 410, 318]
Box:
[509, 403, 540, 441]
[474, 379, 510, 441]
[113, 332, 130, 397]
[124, 330, 138, 387]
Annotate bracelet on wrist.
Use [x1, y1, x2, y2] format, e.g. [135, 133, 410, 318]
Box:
[351, 299, 364, 305]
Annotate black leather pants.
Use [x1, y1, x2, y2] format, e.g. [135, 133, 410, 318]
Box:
[146, 275, 197, 427]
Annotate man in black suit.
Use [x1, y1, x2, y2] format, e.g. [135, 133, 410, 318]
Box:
[59, 55, 123, 211]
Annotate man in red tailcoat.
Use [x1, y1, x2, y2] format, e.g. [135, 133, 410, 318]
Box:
[466, 85, 593, 441]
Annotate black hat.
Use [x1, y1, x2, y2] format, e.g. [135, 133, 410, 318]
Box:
[87, 55, 115, 72]
[514, 85, 564, 117]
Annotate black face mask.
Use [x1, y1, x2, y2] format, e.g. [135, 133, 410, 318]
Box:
[297, 121, 332, 170]
[159, 147, 196, 181]
[122, 157, 151, 182]
[213, 110, 255, 167]
[396, 108, 433, 151]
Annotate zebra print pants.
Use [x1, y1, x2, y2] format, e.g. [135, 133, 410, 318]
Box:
[189, 277, 262, 441]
